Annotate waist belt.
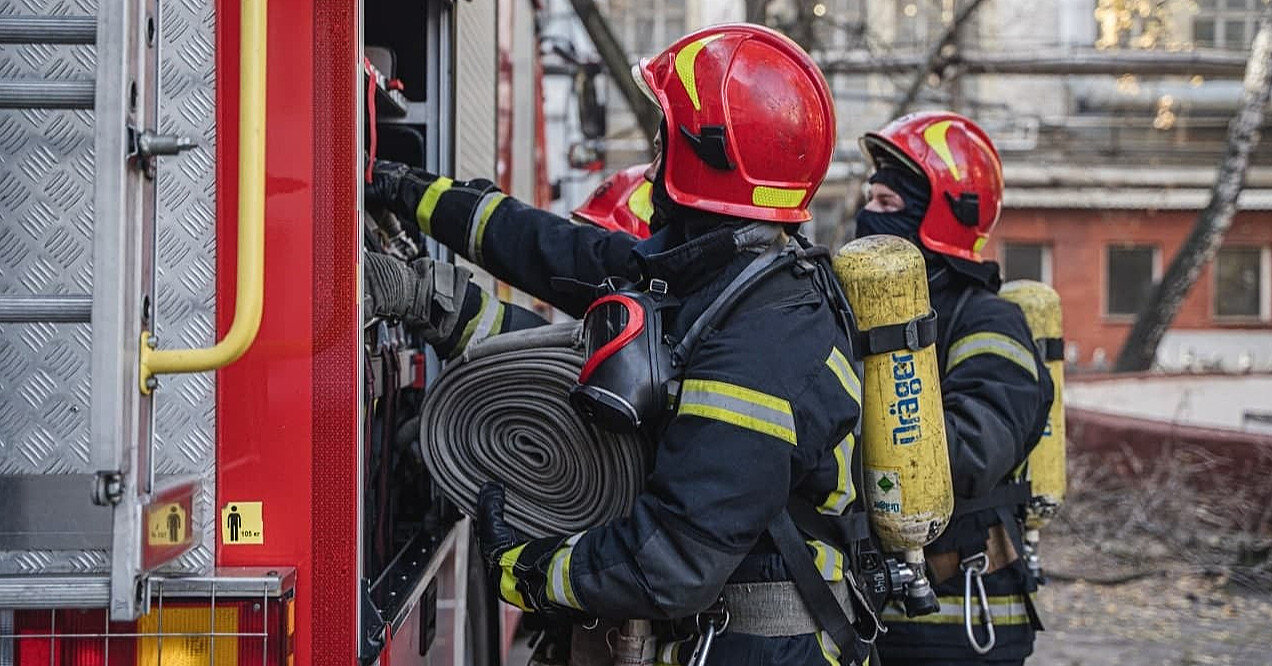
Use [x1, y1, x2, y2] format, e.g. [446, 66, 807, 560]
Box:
[928, 523, 1019, 586]
[724, 580, 854, 637]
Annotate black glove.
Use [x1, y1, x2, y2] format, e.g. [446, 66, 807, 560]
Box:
[366, 160, 439, 226]
[363, 252, 472, 344]
[475, 482, 585, 618]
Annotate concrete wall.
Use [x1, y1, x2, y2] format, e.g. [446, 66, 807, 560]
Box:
[1067, 374, 1272, 432]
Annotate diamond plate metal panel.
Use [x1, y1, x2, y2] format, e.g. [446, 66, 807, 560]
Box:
[0, 0, 217, 576]
[151, 0, 216, 575]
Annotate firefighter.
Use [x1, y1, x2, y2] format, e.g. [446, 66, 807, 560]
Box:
[368, 23, 885, 666]
[362, 163, 654, 359]
[571, 163, 655, 239]
[854, 112, 1052, 665]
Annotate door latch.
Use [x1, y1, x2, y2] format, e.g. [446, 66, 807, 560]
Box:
[127, 126, 198, 178]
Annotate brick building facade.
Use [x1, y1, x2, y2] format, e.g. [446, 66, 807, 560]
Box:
[985, 208, 1272, 371]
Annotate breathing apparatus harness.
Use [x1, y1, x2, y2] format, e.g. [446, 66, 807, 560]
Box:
[569, 228, 923, 665]
[929, 283, 1045, 654]
[569, 224, 795, 434]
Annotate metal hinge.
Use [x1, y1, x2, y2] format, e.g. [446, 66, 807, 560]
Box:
[92, 470, 124, 506]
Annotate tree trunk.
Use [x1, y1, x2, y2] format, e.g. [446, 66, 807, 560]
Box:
[745, 0, 770, 24]
[567, 0, 661, 148]
[1114, 9, 1272, 373]
[831, 0, 990, 249]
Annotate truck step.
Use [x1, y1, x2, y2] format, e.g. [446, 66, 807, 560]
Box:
[0, 16, 96, 44]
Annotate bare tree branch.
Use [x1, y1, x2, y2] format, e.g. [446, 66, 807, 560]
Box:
[745, 0, 769, 24]
[817, 49, 1253, 78]
[831, 0, 991, 248]
[567, 0, 661, 149]
[1115, 8, 1272, 373]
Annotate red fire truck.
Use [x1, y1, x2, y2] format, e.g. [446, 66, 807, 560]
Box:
[0, 0, 548, 663]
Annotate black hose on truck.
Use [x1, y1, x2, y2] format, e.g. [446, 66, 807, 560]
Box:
[418, 323, 650, 539]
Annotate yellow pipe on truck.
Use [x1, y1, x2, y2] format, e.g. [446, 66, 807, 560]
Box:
[834, 234, 952, 615]
[999, 279, 1066, 579]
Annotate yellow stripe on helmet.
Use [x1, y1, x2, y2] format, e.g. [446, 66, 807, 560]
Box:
[674, 34, 724, 112]
[627, 181, 654, 224]
[752, 185, 807, 208]
[922, 120, 962, 182]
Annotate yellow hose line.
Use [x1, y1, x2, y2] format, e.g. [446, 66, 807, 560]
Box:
[140, 0, 266, 394]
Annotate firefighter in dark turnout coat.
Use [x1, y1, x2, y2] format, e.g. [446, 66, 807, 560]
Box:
[369, 24, 884, 666]
[855, 112, 1053, 665]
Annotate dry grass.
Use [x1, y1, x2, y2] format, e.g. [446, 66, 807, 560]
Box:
[1048, 443, 1272, 592]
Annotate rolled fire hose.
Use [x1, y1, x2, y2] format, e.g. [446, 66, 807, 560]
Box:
[418, 323, 650, 539]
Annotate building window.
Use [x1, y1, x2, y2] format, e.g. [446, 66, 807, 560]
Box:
[1106, 245, 1158, 317]
[1194, 0, 1259, 49]
[1214, 246, 1269, 319]
[1001, 243, 1052, 284]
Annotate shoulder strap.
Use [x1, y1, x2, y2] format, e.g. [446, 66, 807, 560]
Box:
[768, 510, 869, 665]
[787, 496, 872, 547]
[670, 238, 794, 366]
[937, 286, 976, 370]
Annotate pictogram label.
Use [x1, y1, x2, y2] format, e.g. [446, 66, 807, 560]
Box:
[221, 501, 264, 545]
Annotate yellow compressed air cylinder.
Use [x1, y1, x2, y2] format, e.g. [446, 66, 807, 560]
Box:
[833, 235, 953, 555]
[1000, 280, 1067, 531]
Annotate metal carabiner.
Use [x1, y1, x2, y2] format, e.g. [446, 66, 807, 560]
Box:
[844, 569, 886, 643]
[687, 601, 730, 666]
[961, 552, 996, 655]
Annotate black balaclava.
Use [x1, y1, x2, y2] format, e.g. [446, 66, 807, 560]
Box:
[648, 123, 739, 238]
[636, 124, 761, 294]
[855, 157, 1001, 290]
[854, 157, 931, 242]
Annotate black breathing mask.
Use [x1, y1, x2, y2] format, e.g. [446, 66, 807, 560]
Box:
[569, 278, 677, 433]
[571, 233, 794, 434]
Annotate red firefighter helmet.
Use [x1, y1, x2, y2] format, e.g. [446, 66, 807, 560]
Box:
[860, 111, 1004, 262]
[634, 24, 835, 224]
[571, 164, 654, 239]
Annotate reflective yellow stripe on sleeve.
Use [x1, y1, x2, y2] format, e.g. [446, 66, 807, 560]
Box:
[818, 433, 857, 515]
[497, 543, 531, 611]
[544, 534, 585, 610]
[414, 176, 454, 236]
[656, 639, 690, 666]
[946, 332, 1039, 380]
[470, 192, 507, 264]
[825, 347, 861, 404]
[678, 379, 797, 445]
[451, 292, 503, 359]
[808, 540, 845, 582]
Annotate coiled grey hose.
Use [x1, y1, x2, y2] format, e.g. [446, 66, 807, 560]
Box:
[419, 323, 650, 539]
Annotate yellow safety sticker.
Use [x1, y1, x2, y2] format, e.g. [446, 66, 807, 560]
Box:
[221, 501, 264, 545]
[147, 502, 190, 546]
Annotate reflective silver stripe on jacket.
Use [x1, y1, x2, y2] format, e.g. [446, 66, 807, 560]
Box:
[946, 332, 1039, 380]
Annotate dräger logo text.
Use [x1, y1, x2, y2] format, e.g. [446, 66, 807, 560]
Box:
[888, 352, 923, 445]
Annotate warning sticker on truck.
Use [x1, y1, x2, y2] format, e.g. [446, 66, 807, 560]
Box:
[147, 502, 189, 546]
[221, 501, 264, 545]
